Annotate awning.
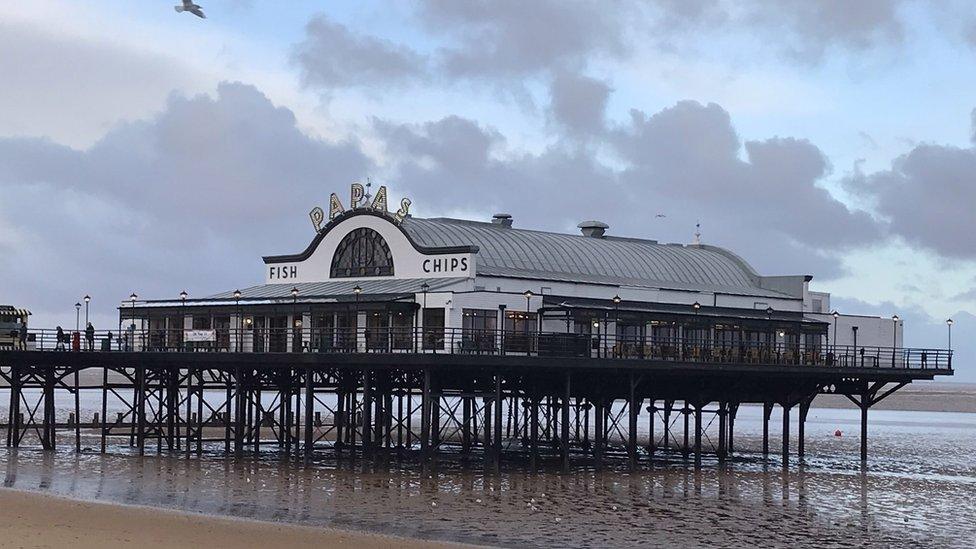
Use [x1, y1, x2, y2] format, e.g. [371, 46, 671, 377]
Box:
[541, 296, 827, 326]
[129, 277, 469, 308]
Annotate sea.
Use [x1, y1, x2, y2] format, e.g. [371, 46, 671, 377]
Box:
[1, 390, 974, 548]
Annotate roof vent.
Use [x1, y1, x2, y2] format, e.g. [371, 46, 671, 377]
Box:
[578, 220, 609, 238]
[492, 213, 513, 227]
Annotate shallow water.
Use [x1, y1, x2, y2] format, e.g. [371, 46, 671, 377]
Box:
[2, 400, 975, 548]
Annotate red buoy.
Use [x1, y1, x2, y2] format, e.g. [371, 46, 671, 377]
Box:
[834, 429, 842, 437]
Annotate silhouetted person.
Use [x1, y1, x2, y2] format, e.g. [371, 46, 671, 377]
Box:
[18, 322, 27, 350]
[56, 326, 66, 351]
[85, 322, 95, 351]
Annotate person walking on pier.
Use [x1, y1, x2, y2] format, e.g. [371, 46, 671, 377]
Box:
[85, 322, 95, 351]
[18, 321, 28, 350]
[56, 326, 66, 351]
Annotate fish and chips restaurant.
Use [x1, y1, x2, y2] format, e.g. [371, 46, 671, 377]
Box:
[120, 185, 898, 361]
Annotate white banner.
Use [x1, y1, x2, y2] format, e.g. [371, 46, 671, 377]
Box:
[184, 329, 216, 342]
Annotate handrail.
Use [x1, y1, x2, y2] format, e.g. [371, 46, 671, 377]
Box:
[2, 327, 953, 371]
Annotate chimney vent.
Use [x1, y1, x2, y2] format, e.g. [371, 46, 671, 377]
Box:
[491, 213, 513, 228]
[578, 220, 609, 238]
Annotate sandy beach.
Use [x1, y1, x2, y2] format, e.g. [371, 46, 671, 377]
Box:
[0, 488, 466, 549]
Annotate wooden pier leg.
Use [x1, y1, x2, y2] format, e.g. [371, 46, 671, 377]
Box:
[728, 403, 738, 456]
[100, 366, 108, 453]
[561, 372, 570, 472]
[421, 369, 431, 460]
[224, 370, 233, 455]
[860, 397, 869, 462]
[593, 398, 604, 469]
[693, 404, 702, 467]
[74, 367, 81, 453]
[462, 395, 472, 456]
[136, 366, 147, 456]
[682, 403, 690, 458]
[782, 404, 790, 464]
[718, 401, 727, 462]
[663, 401, 672, 451]
[362, 370, 372, 457]
[493, 373, 503, 469]
[529, 396, 539, 471]
[195, 369, 204, 455]
[185, 367, 193, 458]
[10, 366, 20, 448]
[798, 400, 809, 459]
[5, 366, 14, 448]
[304, 367, 313, 462]
[628, 381, 640, 469]
[762, 401, 772, 457]
[44, 366, 56, 450]
[253, 385, 261, 454]
[647, 400, 655, 456]
[335, 386, 345, 457]
[233, 369, 245, 458]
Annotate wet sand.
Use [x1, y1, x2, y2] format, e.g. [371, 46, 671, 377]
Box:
[0, 488, 467, 549]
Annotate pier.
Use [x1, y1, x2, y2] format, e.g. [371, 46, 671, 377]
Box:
[1, 327, 952, 468]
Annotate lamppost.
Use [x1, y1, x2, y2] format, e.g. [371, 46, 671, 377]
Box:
[612, 295, 621, 357]
[947, 318, 953, 367]
[234, 289, 242, 352]
[523, 290, 534, 353]
[420, 282, 429, 350]
[179, 290, 188, 351]
[291, 286, 300, 353]
[84, 294, 91, 326]
[852, 325, 859, 367]
[832, 310, 839, 356]
[891, 314, 899, 367]
[130, 293, 138, 351]
[75, 302, 81, 332]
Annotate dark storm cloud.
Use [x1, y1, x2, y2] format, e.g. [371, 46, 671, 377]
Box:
[293, 15, 429, 89]
[547, 72, 612, 137]
[844, 137, 976, 259]
[0, 82, 370, 324]
[376, 100, 879, 279]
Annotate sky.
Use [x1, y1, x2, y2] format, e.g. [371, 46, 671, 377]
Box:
[0, 0, 973, 380]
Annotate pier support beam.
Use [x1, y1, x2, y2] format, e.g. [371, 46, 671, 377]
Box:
[561, 372, 570, 472]
[782, 404, 791, 463]
[762, 401, 772, 457]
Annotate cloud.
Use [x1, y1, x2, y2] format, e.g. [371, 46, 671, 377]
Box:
[293, 14, 429, 90]
[844, 134, 976, 259]
[547, 72, 612, 137]
[0, 82, 370, 326]
[376, 100, 880, 279]
[417, 0, 628, 79]
[0, 19, 207, 148]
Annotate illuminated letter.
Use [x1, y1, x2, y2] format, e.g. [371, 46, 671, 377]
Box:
[370, 185, 388, 213]
[393, 197, 412, 224]
[329, 193, 345, 220]
[309, 207, 325, 232]
[350, 183, 365, 209]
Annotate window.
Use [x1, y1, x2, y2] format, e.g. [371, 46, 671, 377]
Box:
[504, 311, 537, 352]
[462, 309, 497, 352]
[423, 308, 444, 350]
[330, 227, 394, 278]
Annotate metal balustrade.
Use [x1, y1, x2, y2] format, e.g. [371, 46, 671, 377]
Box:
[4, 327, 952, 371]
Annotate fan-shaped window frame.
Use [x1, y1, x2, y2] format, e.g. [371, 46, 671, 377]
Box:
[330, 227, 395, 278]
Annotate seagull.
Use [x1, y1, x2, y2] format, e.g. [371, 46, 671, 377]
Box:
[174, 0, 206, 18]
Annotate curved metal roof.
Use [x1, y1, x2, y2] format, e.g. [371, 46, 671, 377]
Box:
[401, 217, 782, 296]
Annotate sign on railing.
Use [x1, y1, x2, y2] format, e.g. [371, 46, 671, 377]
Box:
[184, 329, 216, 343]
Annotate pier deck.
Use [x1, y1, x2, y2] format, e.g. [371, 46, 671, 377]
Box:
[1, 329, 953, 468]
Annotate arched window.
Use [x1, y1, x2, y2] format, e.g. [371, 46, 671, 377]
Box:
[330, 228, 395, 278]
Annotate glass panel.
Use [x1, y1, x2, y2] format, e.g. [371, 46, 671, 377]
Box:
[422, 308, 444, 350]
[366, 312, 389, 351]
[504, 311, 537, 353]
[330, 227, 395, 278]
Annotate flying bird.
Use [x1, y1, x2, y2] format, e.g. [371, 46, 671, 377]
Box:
[174, 0, 206, 18]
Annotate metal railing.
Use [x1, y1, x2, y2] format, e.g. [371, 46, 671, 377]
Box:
[4, 327, 953, 370]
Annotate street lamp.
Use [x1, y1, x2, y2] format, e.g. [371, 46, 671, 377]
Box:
[75, 302, 81, 332]
[84, 294, 91, 326]
[524, 289, 534, 332]
[234, 289, 242, 352]
[291, 287, 300, 352]
[612, 295, 621, 356]
[947, 318, 953, 363]
[420, 282, 430, 350]
[179, 290, 187, 351]
[891, 314, 899, 367]
[130, 293, 138, 351]
[832, 310, 839, 355]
